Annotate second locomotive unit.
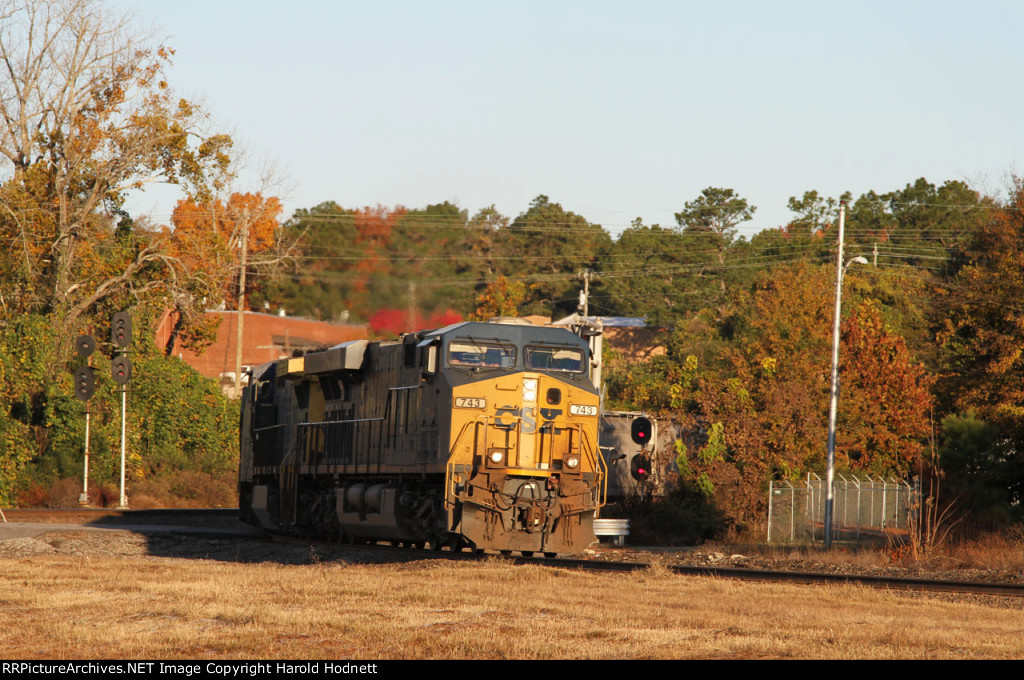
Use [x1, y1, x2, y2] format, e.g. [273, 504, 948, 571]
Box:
[239, 320, 606, 555]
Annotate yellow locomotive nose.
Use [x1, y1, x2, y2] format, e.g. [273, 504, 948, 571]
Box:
[447, 370, 604, 555]
[452, 373, 596, 476]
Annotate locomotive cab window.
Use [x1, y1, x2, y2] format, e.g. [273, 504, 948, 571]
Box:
[448, 340, 515, 368]
[525, 345, 585, 373]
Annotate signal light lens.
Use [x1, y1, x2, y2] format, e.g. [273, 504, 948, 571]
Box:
[630, 417, 653, 445]
[630, 453, 651, 482]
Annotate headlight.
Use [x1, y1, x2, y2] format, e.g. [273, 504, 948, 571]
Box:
[487, 448, 506, 467]
[522, 378, 538, 402]
[564, 455, 580, 470]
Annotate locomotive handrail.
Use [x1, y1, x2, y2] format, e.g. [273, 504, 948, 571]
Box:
[297, 416, 385, 426]
[252, 423, 288, 433]
[444, 418, 482, 510]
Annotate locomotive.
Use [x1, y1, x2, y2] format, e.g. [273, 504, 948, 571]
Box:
[239, 320, 607, 555]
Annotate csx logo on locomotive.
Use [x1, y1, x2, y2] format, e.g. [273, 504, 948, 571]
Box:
[239, 320, 607, 555]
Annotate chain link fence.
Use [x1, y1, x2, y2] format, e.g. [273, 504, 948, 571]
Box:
[767, 474, 913, 544]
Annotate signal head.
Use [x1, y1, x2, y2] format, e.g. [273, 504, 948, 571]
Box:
[111, 311, 132, 348]
[75, 335, 96, 357]
[73, 366, 95, 401]
[630, 416, 653, 445]
[630, 453, 651, 482]
[111, 356, 132, 385]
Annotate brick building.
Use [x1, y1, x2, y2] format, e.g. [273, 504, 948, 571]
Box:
[156, 310, 367, 396]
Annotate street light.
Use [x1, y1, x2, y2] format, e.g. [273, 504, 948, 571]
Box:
[824, 200, 868, 549]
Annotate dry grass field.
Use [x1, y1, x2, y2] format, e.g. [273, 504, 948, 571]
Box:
[1, 530, 1023, 660]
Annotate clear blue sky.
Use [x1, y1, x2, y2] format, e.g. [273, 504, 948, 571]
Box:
[118, 0, 1024, 238]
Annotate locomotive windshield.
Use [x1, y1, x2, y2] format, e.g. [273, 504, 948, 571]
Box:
[524, 345, 585, 373]
[448, 340, 516, 368]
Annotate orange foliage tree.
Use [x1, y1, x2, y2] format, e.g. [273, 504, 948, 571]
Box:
[0, 0, 233, 354]
[168, 192, 283, 298]
[164, 192, 284, 352]
[667, 264, 934, 528]
[348, 205, 407, 313]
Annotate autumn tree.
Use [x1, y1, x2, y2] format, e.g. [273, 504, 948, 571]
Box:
[162, 192, 284, 352]
[168, 193, 283, 302]
[0, 0, 232, 353]
[653, 264, 935, 528]
[469, 276, 528, 320]
[839, 301, 933, 474]
[935, 177, 1024, 508]
[0, 0, 247, 502]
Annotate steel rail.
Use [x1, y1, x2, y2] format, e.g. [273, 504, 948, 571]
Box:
[7, 512, 1021, 599]
[534, 555, 1024, 598]
[0, 508, 239, 524]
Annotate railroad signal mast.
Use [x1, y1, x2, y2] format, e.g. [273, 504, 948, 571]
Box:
[73, 335, 96, 505]
[111, 311, 133, 509]
[70, 316, 134, 508]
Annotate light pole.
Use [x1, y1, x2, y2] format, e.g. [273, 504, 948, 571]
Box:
[824, 200, 867, 548]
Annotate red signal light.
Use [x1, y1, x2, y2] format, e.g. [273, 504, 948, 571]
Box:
[630, 454, 651, 482]
[630, 417, 652, 445]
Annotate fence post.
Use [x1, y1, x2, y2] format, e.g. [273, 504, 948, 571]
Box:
[854, 475, 862, 539]
[880, 477, 888, 531]
[807, 472, 820, 542]
[838, 473, 848, 536]
[789, 481, 796, 542]
[891, 477, 900, 531]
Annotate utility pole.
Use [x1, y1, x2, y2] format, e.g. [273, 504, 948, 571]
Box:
[408, 281, 417, 328]
[234, 208, 250, 399]
[576, 269, 603, 390]
[825, 202, 867, 548]
[578, 269, 591, 317]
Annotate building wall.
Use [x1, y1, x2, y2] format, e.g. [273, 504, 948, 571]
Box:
[156, 310, 368, 391]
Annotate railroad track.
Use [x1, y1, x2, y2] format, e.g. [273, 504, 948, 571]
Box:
[6, 510, 1022, 599]
[0, 507, 239, 525]
[540, 555, 1024, 598]
[275, 535, 1024, 599]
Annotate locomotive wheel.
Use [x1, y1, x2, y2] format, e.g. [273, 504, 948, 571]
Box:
[521, 551, 534, 557]
[544, 552, 557, 558]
